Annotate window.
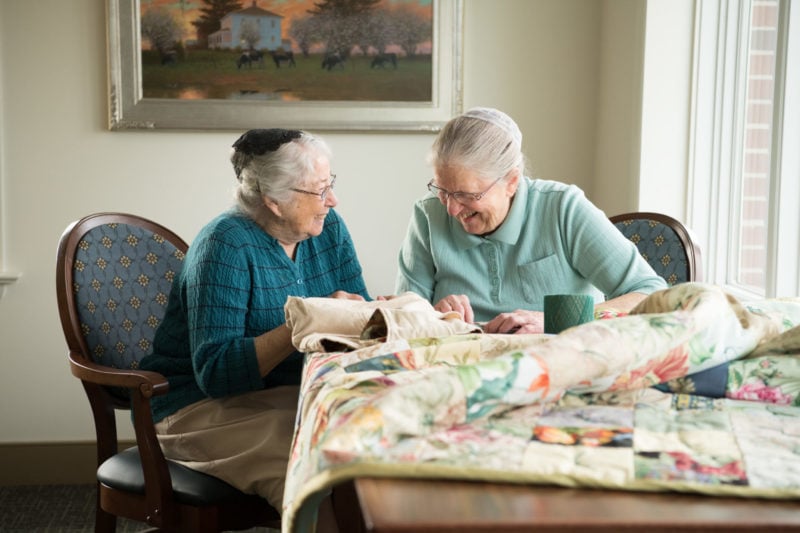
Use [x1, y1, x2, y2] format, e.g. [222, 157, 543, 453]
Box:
[738, 0, 777, 290]
[689, 0, 799, 299]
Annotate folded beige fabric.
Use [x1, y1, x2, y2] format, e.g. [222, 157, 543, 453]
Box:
[284, 292, 480, 352]
[361, 307, 482, 344]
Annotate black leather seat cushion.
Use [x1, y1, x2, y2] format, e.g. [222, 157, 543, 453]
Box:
[97, 447, 264, 507]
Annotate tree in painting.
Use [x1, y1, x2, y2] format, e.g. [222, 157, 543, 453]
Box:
[239, 19, 261, 49]
[387, 4, 432, 57]
[141, 7, 182, 63]
[307, 0, 381, 56]
[294, 0, 430, 58]
[288, 15, 322, 57]
[191, 0, 244, 48]
[307, 0, 382, 17]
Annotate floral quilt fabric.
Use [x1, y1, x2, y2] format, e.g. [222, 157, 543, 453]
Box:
[282, 283, 800, 533]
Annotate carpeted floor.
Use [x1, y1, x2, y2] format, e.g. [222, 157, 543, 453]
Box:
[0, 484, 278, 532]
[0, 484, 147, 532]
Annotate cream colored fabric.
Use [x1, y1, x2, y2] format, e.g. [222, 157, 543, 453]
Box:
[284, 291, 480, 352]
[154, 385, 300, 510]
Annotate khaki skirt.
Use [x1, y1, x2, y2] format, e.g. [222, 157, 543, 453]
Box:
[154, 385, 300, 510]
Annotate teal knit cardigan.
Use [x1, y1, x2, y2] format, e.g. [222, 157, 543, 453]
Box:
[141, 209, 369, 423]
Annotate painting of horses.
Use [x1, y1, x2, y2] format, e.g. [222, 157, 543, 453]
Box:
[108, 0, 463, 131]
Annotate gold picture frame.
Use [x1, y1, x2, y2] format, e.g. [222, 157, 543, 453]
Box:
[107, 0, 463, 132]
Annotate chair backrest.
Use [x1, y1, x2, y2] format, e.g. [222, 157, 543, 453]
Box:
[610, 211, 702, 286]
[56, 213, 188, 405]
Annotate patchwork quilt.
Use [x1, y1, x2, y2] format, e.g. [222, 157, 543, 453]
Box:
[281, 283, 800, 533]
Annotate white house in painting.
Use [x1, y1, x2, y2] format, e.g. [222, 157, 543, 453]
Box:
[208, 1, 285, 50]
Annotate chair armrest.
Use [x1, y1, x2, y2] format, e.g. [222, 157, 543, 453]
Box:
[68, 350, 170, 398]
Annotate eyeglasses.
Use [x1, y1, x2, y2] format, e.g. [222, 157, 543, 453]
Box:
[290, 174, 337, 201]
[427, 175, 504, 204]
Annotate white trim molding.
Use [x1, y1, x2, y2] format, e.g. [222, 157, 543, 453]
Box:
[0, 273, 20, 285]
[767, 0, 800, 297]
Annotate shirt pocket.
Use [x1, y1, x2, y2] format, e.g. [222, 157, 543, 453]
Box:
[518, 254, 567, 305]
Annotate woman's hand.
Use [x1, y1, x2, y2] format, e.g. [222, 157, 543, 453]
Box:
[329, 290, 366, 301]
[434, 294, 474, 324]
[484, 309, 544, 334]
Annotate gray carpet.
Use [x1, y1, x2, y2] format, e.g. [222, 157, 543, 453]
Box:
[0, 484, 147, 532]
[0, 485, 277, 532]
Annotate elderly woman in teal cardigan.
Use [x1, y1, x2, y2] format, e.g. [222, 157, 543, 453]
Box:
[140, 129, 367, 531]
[396, 107, 666, 334]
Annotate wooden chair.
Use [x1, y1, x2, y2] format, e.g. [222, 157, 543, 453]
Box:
[56, 212, 281, 532]
[610, 211, 703, 285]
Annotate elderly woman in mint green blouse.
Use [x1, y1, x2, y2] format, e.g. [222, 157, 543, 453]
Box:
[396, 107, 667, 334]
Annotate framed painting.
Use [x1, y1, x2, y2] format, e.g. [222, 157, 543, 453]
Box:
[107, 0, 463, 132]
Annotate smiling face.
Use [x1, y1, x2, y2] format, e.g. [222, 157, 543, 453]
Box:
[433, 164, 519, 236]
[264, 154, 337, 246]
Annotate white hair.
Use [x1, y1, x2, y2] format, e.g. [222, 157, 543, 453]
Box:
[428, 107, 527, 182]
[232, 131, 331, 220]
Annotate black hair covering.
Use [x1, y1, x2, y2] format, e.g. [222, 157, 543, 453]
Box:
[232, 128, 302, 155]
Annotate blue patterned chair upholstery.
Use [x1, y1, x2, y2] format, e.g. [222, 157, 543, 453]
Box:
[610, 212, 702, 285]
[70, 217, 185, 390]
[56, 213, 280, 532]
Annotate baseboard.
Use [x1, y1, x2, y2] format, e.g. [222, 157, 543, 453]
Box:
[0, 441, 135, 486]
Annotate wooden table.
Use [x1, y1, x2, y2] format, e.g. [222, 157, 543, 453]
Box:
[332, 477, 800, 532]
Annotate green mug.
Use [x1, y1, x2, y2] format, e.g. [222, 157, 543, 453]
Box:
[544, 294, 595, 334]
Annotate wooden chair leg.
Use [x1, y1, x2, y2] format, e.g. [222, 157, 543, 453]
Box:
[95, 504, 117, 532]
[331, 481, 366, 533]
[93, 481, 116, 533]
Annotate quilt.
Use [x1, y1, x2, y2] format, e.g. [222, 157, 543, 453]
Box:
[281, 283, 800, 533]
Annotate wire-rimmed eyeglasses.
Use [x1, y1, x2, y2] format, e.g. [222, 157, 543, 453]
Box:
[290, 174, 337, 201]
[427, 175, 504, 204]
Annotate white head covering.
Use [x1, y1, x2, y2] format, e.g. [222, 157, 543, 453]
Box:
[462, 107, 523, 147]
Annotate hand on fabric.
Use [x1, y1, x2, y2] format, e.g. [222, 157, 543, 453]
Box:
[329, 290, 366, 301]
[484, 309, 545, 334]
[434, 294, 475, 324]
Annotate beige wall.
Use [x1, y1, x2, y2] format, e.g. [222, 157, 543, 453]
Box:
[638, 0, 694, 213]
[0, 0, 693, 443]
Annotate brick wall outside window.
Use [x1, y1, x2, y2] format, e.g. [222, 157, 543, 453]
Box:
[737, 0, 778, 289]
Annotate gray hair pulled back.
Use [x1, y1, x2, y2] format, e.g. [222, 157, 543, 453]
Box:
[429, 107, 526, 181]
[231, 129, 331, 219]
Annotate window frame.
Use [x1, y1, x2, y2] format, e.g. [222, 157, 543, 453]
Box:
[688, 0, 799, 300]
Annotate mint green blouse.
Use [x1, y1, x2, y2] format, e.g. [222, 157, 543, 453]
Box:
[396, 177, 667, 322]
